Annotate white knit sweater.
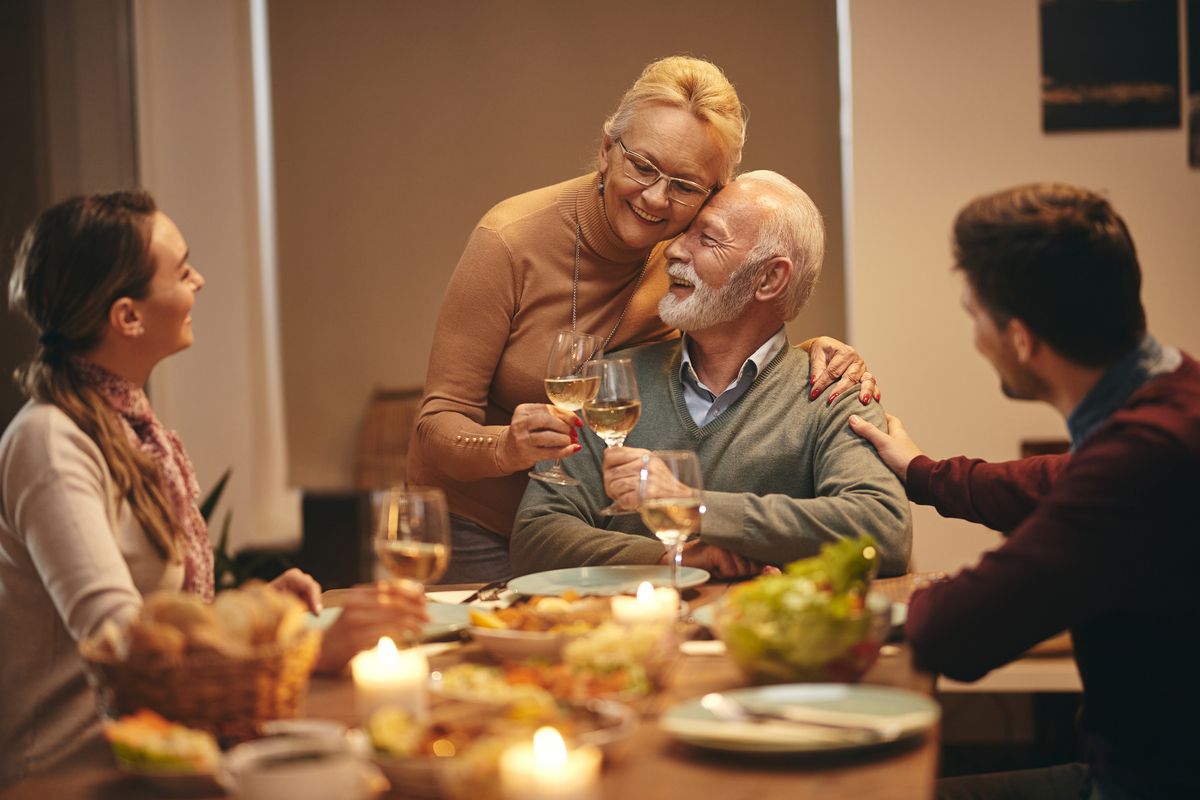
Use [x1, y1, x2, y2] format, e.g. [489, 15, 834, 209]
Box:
[0, 401, 183, 786]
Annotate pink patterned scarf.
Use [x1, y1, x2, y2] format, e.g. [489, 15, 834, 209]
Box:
[73, 358, 214, 601]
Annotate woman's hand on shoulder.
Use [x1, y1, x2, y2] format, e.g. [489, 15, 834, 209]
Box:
[314, 582, 429, 674]
[800, 336, 881, 405]
[496, 403, 582, 474]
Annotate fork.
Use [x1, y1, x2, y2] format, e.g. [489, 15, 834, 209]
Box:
[457, 578, 509, 604]
[699, 693, 893, 743]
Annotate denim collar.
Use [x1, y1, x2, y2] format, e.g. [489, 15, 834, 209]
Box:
[1066, 334, 1181, 448]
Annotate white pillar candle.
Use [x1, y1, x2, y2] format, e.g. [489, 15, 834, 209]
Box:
[350, 636, 428, 721]
[499, 727, 601, 800]
[610, 581, 679, 625]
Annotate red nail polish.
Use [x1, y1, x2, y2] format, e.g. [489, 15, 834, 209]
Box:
[573, 417, 583, 427]
[573, 444, 582, 452]
[861, 394, 869, 404]
[810, 388, 819, 400]
[875, 392, 882, 401]
[828, 393, 838, 405]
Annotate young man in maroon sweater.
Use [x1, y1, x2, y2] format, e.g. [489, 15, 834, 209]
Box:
[850, 183, 1200, 800]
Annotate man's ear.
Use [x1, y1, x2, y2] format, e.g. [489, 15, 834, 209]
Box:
[108, 298, 143, 339]
[1008, 317, 1038, 363]
[754, 257, 793, 303]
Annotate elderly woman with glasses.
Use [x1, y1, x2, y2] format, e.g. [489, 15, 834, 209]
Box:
[408, 55, 879, 583]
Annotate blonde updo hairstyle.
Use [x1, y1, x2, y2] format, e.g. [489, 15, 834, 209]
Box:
[600, 55, 747, 186]
[8, 191, 181, 561]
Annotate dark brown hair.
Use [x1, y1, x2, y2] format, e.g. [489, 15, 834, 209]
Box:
[953, 183, 1146, 367]
[8, 190, 180, 559]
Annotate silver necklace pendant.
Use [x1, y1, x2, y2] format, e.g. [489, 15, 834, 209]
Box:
[571, 222, 650, 355]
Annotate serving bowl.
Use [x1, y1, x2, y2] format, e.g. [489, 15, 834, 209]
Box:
[467, 626, 581, 661]
[367, 698, 635, 799]
[714, 591, 892, 684]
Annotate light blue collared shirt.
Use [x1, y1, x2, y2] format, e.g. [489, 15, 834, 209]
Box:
[679, 327, 788, 427]
[1066, 333, 1181, 449]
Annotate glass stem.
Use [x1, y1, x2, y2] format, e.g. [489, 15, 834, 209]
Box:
[670, 538, 682, 591]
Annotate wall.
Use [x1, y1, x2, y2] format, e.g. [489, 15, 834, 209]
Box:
[844, 0, 1200, 572]
[135, 0, 297, 549]
[268, 0, 847, 488]
[0, 0, 137, 429]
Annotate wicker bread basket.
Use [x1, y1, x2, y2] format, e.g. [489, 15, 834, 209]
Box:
[80, 628, 322, 744]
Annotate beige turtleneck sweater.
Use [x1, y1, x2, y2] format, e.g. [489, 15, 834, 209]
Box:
[408, 173, 676, 537]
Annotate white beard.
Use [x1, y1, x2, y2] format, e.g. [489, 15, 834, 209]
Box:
[658, 261, 756, 332]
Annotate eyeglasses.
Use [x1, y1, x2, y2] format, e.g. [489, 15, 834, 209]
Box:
[617, 140, 713, 207]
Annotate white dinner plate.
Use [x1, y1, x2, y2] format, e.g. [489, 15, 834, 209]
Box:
[660, 683, 939, 754]
[508, 565, 710, 597]
[309, 599, 469, 642]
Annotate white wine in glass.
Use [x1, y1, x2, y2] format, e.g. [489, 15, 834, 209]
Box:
[581, 357, 641, 515]
[373, 487, 451, 592]
[638, 450, 704, 598]
[530, 329, 601, 486]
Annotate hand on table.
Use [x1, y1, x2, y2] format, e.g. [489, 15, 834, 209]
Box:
[269, 567, 322, 614]
[801, 336, 881, 405]
[315, 581, 428, 675]
[848, 412, 924, 483]
[662, 540, 765, 579]
[497, 403, 582, 473]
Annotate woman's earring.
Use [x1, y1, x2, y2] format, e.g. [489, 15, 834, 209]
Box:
[598, 175, 606, 196]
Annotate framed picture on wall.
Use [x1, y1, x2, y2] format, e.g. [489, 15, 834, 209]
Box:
[1040, 0, 1181, 132]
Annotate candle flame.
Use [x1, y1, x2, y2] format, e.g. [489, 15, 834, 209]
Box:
[378, 636, 399, 664]
[636, 581, 655, 604]
[532, 726, 567, 769]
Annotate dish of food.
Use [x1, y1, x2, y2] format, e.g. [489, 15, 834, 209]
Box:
[693, 600, 907, 634]
[660, 683, 939, 754]
[508, 565, 710, 597]
[435, 618, 677, 704]
[466, 593, 613, 659]
[106, 710, 223, 795]
[366, 695, 635, 798]
[714, 536, 892, 683]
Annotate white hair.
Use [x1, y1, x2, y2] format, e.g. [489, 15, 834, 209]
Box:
[733, 170, 825, 320]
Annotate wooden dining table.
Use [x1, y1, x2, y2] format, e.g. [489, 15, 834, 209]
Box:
[0, 577, 939, 800]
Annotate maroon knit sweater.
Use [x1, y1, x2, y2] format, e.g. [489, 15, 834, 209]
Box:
[905, 354, 1200, 796]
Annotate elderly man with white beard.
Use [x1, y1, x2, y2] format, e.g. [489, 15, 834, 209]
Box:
[509, 171, 912, 577]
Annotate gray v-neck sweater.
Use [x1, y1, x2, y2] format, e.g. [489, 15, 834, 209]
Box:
[511, 340, 912, 576]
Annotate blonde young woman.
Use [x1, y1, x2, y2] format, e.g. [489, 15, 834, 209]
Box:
[409, 56, 879, 582]
[0, 192, 425, 785]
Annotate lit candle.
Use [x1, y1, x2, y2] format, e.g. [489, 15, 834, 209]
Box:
[499, 726, 601, 800]
[350, 636, 428, 720]
[610, 581, 679, 625]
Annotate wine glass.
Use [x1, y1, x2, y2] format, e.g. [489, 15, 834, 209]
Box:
[372, 486, 451, 594]
[638, 450, 704, 597]
[530, 329, 601, 486]
[581, 357, 641, 515]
